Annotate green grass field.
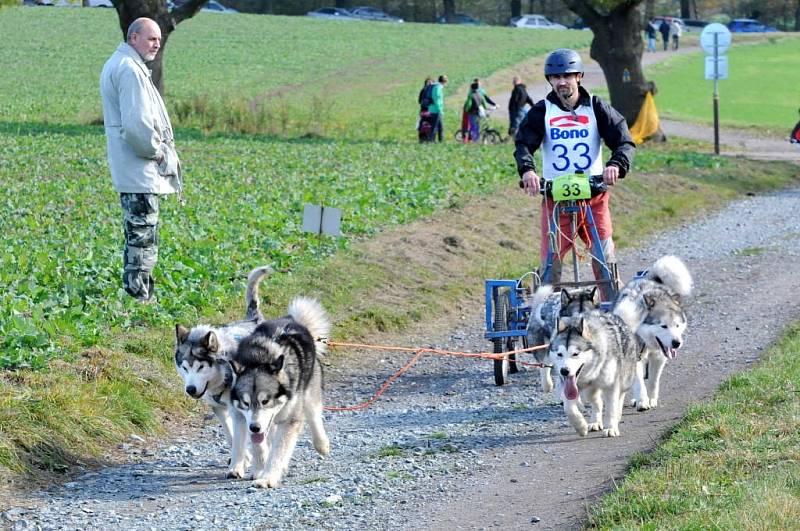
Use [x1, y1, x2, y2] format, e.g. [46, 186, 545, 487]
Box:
[0, 7, 591, 138]
[645, 35, 800, 133]
[0, 7, 799, 491]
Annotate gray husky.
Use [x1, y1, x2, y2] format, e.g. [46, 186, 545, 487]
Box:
[548, 311, 641, 437]
[527, 285, 599, 393]
[174, 265, 272, 473]
[614, 255, 693, 410]
[230, 297, 331, 488]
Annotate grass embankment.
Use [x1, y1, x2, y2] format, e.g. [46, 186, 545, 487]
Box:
[588, 325, 800, 529]
[644, 34, 800, 134]
[0, 7, 798, 486]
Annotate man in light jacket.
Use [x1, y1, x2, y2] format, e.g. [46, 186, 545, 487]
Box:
[100, 17, 182, 303]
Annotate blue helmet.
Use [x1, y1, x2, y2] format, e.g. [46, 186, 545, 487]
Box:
[544, 48, 583, 77]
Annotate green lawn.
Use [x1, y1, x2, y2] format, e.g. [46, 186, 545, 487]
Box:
[645, 35, 800, 133]
[0, 7, 591, 138]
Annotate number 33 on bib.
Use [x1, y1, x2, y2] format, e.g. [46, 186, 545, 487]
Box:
[542, 97, 603, 180]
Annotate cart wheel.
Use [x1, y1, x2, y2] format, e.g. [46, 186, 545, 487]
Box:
[483, 129, 502, 145]
[493, 291, 512, 386]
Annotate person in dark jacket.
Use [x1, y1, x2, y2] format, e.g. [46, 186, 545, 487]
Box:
[658, 19, 670, 51]
[508, 76, 535, 138]
[418, 76, 433, 112]
[514, 48, 635, 301]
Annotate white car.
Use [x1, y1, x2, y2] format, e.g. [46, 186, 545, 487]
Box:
[511, 14, 566, 30]
[201, 0, 237, 13]
[306, 7, 358, 20]
[85, 0, 113, 6]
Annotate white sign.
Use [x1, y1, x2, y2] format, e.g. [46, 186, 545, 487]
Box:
[302, 203, 342, 236]
[700, 23, 732, 55]
[705, 55, 728, 80]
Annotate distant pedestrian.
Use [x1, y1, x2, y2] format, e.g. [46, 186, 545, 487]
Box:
[790, 108, 800, 144]
[462, 80, 496, 143]
[508, 76, 534, 138]
[100, 17, 183, 303]
[670, 19, 682, 50]
[418, 76, 433, 112]
[658, 19, 670, 51]
[645, 20, 657, 52]
[427, 74, 448, 142]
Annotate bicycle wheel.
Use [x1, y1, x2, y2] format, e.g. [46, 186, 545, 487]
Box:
[483, 129, 503, 145]
[453, 130, 464, 142]
[492, 291, 513, 386]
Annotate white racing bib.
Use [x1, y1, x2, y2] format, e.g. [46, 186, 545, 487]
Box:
[542, 95, 604, 181]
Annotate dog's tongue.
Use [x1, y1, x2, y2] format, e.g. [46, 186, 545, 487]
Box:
[564, 376, 579, 401]
[250, 432, 265, 445]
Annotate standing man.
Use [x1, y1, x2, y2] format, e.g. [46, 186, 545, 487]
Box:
[513, 49, 635, 301]
[508, 76, 534, 138]
[100, 17, 183, 303]
[645, 19, 657, 52]
[658, 18, 670, 51]
[670, 18, 682, 50]
[427, 74, 448, 142]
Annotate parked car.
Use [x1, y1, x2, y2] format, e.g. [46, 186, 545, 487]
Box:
[201, 1, 237, 13]
[348, 6, 403, 23]
[306, 7, 358, 20]
[568, 17, 590, 30]
[728, 18, 778, 32]
[436, 13, 486, 26]
[511, 14, 566, 30]
[652, 16, 685, 31]
[682, 18, 709, 31]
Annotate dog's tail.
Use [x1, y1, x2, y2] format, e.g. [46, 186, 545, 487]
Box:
[245, 266, 274, 321]
[288, 297, 331, 356]
[647, 255, 693, 298]
[529, 285, 555, 327]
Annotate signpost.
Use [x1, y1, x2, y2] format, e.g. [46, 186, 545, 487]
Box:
[700, 23, 732, 155]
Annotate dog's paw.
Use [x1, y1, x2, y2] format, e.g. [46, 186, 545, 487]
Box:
[587, 422, 604, 432]
[649, 398, 659, 408]
[636, 399, 651, 411]
[603, 427, 620, 438]
[226, 468, 245, 480]
[315, 439, 331, 456]
[575, 422, 589, 437]
[252, 478, 275, 489]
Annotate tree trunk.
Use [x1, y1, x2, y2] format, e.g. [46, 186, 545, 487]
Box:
[335, 0, 352, 8]
[112, 0, 206, 94]
[443, 0, 455, 22]
[679, 0, 690, 18]
[563, 0, 663, 141]
[796, 0, 800, 31]
[511, 0, 521, 19]
[644, 0, 654, 20]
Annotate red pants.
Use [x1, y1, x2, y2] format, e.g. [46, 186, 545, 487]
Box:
[539, 192, 615, 263]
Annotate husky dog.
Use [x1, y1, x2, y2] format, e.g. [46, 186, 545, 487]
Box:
[614, 255, 693, 410]
[549, 311, 641, 437]
[230, 297, 331, 488]
[527, 285, 599, 393]
[174, 265, 272, 472]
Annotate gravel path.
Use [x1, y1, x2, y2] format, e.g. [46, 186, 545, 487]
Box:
[5, 188, 800, 531]
[5, 48, 800, 531]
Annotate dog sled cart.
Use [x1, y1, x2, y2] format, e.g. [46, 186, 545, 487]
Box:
[484, 172, 620, 385]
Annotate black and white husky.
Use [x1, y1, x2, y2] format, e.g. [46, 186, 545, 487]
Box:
[174, 265, 272, 474]
[230, 297, 331, 488]
[549, 311, 641, 437]
[527, 285, 599, 393]
[613, 255, 693, 410]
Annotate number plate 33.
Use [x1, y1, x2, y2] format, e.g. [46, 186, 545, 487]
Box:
[552, 173, 591, 201]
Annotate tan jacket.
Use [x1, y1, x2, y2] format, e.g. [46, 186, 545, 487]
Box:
[100, 43, 182, 195]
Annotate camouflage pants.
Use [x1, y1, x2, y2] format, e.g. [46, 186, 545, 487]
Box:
[120, 193, 159, 301]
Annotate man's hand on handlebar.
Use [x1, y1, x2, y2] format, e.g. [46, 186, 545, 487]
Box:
[603, 165, 619, 186]
[521, 170, 540, 196]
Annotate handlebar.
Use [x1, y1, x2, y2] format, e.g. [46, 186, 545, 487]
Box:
[518, 174, 608, 198]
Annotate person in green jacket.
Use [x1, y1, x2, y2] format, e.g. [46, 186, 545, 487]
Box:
[427, 74, 448, 142]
